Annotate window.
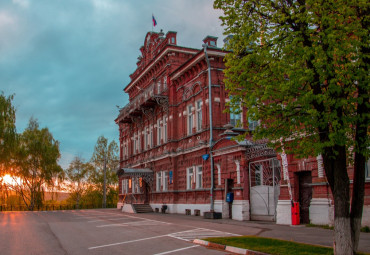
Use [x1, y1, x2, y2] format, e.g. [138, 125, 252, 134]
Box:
[187, 104, 193, 135]
[162, 171, 168, 191]
[230, 111, 241, 128]
[187, 167, 194, 190]
[229, 96, 242, 128]
[137, 131, 141, 152]
[366, 158, 370, 180]
[248, 118, 258, 131]
[156, 172, 162, 191]
[196, 100, 202, 131]
[157, 119, 162, 145]
[157, 81, 161, 94]
[144, 128, 148, 150]
[196, 166, 203, 189]
[163, 76, 167, 90]
[122, 179, 128, 194]
[133, 135, 137, 154]
[149, 125, 153, 148]
[163, 116, 167, 142]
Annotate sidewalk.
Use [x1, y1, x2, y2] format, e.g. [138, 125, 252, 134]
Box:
[147, 212, 370, 253]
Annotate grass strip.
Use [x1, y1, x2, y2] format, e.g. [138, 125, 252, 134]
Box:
[203, 236, 369, 255]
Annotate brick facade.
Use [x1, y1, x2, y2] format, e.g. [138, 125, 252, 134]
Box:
[115, 30, 370, 225]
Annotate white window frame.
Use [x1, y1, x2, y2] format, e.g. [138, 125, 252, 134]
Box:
[163, 76, 167, 90]
[163, 116, 167, 143]
[162, 171, 168, 191]
[157, 81, 161, 94]
[187, 104, 193, 135]
[196, 100, 202, 131]
[229, 96, 242, 128]
[157, 119, 162, 145]
[144, 127, 148, 150]
[133, 135, 137, 155]
[366, 158, 370, 180]
[149, 125, 153, 148]
[156, 172, 162, 192]
[137, 131, 141, 152]
[187, 167, 194, 190]
[196, 166, 203, 189]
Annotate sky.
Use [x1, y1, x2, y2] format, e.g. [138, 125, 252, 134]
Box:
[0, 0, 225, 169]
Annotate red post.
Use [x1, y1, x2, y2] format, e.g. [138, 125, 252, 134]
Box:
[291, 202, 300, 225]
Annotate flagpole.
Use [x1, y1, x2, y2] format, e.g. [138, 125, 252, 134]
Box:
[151, 14, 153, 32]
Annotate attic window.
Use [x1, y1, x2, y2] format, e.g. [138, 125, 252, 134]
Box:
[210, 41, 216, 46]
[171, 37, 175, 44]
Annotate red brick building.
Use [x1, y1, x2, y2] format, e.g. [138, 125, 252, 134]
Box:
[115, 30, 370, 225]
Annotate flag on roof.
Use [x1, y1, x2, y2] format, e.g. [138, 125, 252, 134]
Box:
[152, 15, 157, 27]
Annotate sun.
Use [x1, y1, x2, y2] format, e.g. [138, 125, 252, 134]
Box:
[2, 174, 15, 185]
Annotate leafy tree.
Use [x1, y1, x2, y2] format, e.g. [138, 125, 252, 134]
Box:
[90, 136, 119, 206]
[9, 118, 63, 210]
[0, 92, 17, 172]
[66, 156, 92, 209]
[214, 0, 369, 254]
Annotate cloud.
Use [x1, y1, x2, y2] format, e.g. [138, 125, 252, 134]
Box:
[12, 0, 29, 8]
[0, 0, 225, 169]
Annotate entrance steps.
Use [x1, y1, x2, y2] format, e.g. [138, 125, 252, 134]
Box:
[132, 204, 153, 213]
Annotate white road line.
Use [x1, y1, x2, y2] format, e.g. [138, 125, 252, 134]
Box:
[96, 219, 171, 227]
[167, 235, 189, 242]
[88, 217, 132, 223]
[88, 235, 168, 249]
[153, 245, 199, 255]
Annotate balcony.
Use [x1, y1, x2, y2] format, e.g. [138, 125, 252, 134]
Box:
[117, 82, 169, 123]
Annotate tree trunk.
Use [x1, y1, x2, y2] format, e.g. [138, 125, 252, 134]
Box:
[323, 145, 353, 255]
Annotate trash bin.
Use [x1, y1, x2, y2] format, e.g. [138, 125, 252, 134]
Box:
[161, 205, 167, 213]
[291, 202, 300, 225]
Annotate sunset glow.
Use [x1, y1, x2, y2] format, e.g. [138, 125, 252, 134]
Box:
[2, 174, 20, 186]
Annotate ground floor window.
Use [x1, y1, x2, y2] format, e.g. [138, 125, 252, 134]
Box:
[196, 166, 202, 189]
[187, 167, 194, 190]
[156, 172, 162, 191]
[162, 171, 168, 191]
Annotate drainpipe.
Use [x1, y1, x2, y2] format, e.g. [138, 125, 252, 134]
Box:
[203, 44, 214, 212]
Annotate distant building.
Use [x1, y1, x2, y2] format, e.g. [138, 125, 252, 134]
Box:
[115, 30, 370, 226]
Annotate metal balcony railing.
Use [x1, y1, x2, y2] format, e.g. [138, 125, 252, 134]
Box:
[117, 82, 168, 123]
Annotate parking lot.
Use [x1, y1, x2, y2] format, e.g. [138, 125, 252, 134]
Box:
[0, 209, 240, 255]
[2, 208, 370, 255]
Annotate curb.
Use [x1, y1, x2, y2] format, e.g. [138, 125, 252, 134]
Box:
[193, 239, 268, 255]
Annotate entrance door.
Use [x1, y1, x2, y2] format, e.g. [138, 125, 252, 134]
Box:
[298, 171, 312, 224]
[143, 180, 150, 204]
[249, 158, 281, 221]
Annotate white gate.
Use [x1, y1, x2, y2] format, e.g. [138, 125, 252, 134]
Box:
[249, 158, 281, 221]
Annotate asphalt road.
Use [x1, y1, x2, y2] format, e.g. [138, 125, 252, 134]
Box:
[0, 209, 233, 255]
[1, 209, 370, 255]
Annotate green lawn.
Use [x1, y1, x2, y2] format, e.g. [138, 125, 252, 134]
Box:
[203, 236, 370, 255]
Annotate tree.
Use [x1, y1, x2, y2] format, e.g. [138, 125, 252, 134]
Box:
[214, 0, 369, 254]
[90, 136, 119, 207]
[0, 92, 17, 166]
[9, 118, 63, 210]
[66, 156, 92, 209]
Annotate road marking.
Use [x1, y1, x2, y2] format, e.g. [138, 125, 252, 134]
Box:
[96, 219, 171, 227]
[88, 235, 168, 249]
[88, 217, 132, 223]
[152, 245, 199, 255]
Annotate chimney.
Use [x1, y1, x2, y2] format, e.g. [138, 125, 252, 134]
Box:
[202, 36, 218, 48]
